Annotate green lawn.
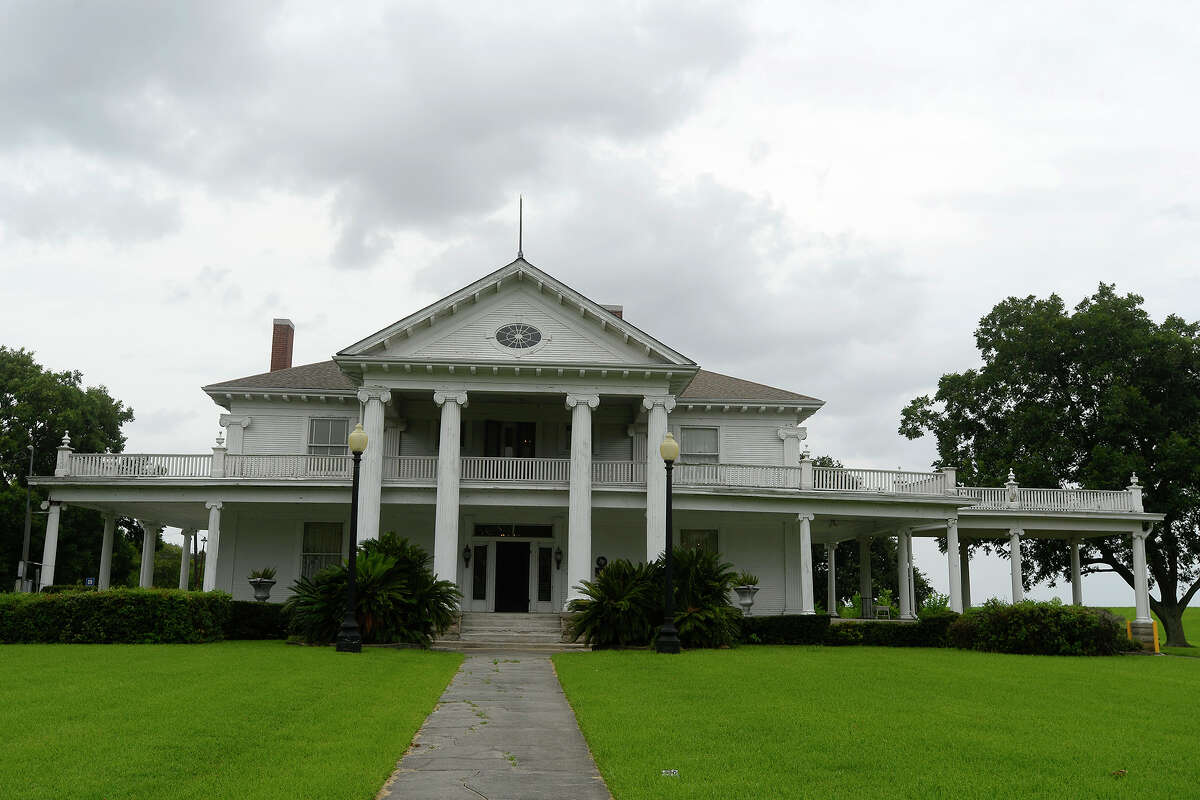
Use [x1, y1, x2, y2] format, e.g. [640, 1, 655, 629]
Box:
[555, 647, 1199, 799]
[1104, 606, 1200, 657]
[0, 641, 461, 800]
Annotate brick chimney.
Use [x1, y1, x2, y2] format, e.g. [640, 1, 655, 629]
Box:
[270, 318, 294, 372]
[602, 304, 624, 320]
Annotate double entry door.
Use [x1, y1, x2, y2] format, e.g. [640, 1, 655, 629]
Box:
[484, 420, 536, 458]
[466, 531, 557, 613]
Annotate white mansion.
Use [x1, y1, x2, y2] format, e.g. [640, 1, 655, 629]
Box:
[33, 258, 1161, 630]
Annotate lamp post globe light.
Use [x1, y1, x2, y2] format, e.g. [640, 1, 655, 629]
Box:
[656, 432, 682, 654]
[336, 422, 369, 654]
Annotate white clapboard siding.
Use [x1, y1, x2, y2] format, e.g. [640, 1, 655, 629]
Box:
[243, 415, 308, 455]
[593, 424, 632, 460]
[402, 285, 647, 364]
[401, 419, 438, 456]
[384, 426, 401, 458]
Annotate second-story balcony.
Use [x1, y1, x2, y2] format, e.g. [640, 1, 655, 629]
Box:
[49, 451, 1146, 512]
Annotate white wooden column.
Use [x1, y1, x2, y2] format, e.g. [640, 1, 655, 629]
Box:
[565, 393, 598, 608]
[98, 513, 115, 590]
[858, 536, 872, 618]
[946, 517, 963, 613]
[1131, 528, 1152, 623]
[139, 521, 160, 588]
[959, 536, 971, 609]
[202, 501, 222, 591]
[825, 542, 837, 616]
[907, 532, 917, 616]
[778, 426, 807, 487]
[783, 521, 803, 613]
[643, 396, 675, 562]
[798, 512, 815, 614]
[357, 387, 391, 545]
[897, 530, 913, 619]
[1069, 537, 1083, 606]
[179, 529, 195, 590]
[39, 501, 63, 590]
[1009, 528, 1025, 602]
[433, 391, 467, 584]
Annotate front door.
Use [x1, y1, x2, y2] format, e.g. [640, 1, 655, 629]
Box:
[494, 541, 531, 612]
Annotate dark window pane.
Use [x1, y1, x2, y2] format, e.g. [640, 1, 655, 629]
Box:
[472, 546, 488, 601]
[538, 547, 552, 602]
[514, 524, 553, 538]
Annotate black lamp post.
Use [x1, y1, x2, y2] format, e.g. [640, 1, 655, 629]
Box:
[656, 432, 682, 654]
[336, 422, 368, 653]
[17, 442, 34, 592]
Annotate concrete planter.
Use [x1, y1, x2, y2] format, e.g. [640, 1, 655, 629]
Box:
[248, 577, 276, 602]
[734, 585, 759, 616]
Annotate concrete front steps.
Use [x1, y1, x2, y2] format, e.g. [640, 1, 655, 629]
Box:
[434, 612, 590, 652]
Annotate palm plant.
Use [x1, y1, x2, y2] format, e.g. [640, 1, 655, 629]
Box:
[667, 548, 741, 649]
[567, 559, 661, 648]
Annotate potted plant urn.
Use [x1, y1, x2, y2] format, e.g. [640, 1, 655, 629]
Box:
[733, 572, 760, 616]
[248, 567, 277, 602]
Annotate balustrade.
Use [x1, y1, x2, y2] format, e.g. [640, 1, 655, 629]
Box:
[68, 453, 213, 478]
[383, 456, 438, 482]
[960, 486, 1133, 512]
[591, 460, 645, 485]
[460, 456, 570, 483]
[814, 466, 944, 494]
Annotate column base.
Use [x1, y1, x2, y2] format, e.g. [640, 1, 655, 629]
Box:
[1130, 620, 1157, 649]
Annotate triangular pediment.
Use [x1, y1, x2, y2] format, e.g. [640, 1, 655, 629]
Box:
[338, 259, 693, 367]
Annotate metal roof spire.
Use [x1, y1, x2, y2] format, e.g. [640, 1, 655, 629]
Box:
[517, 195, 524, 259]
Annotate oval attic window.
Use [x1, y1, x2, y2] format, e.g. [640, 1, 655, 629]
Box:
[495, 323, 542, 349]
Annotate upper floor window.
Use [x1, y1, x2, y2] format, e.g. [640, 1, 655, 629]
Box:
[680, 426, 719, 464]
[309, 418, 350, 456]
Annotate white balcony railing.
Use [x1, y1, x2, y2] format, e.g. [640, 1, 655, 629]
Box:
[50, 451, 1143, 512]
[592, 460, 646, 485]
[461, 456, 570, 483]
[383, 456, 438, 482]
[68, 453, 213, 478]
[675, 463, 801, 489]
[959, 486, 1134, 512]
[226, 454, 353, 479]
[814, 467, 945, 494]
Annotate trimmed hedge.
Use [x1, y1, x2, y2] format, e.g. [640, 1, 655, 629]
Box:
[948, 600, 1134, 656]
[0, 589, 231, 644]
[740, 614, 831, 644]
[225, 601, 288, 640]
[825, 609, 959, 648]
[41, 584, 98, 594]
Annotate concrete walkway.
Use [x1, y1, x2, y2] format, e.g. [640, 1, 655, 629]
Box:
[378, 652, 611, 800]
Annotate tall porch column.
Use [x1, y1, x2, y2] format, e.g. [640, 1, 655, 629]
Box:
[98, 513, 115, 590]
[565, 393, 599, 608]
[139, 521, 161, 588]
[825, 542, 837, 616]
[798, 513, 815, 614]
[202, 502, 222, 591]
[946, 517, 963, 613]
[1131, 528, 1152, 624]
[783, 520, 803, 613]
[433, 391, 468, 584]
[778, 426, 807, 487]
[1069, 537, 1083, 606]
[858, 536, 872, 618]
[643, 396, 675, 562]
[959, 536, 971, 609]
[356, 387, 391, 544]
[897, 530, 913, 619]
[179, 529, 195, 590]
[1009, 528, 1025, 602]
[907, 532, 917, 617]
[39, 501, 63, 590]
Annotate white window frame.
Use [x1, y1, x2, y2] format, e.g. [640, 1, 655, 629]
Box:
[680, 426, 720, 464]
[308, 418, 350, 456]
[300, 522, 345, 579]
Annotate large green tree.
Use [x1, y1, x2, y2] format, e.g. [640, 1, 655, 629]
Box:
[899, 285, 1200, 646]
[1, 346, 140, 590]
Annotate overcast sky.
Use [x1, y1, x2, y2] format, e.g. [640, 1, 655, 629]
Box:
[3, 1, 1197, 605]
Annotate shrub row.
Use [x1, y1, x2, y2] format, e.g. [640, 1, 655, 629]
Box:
[224, 600, 288, 640]
[824, 609, 958, 648]
[740, 613, 831, 644]
[0, 589, 231, 644]
[949, 600, 1134, 656]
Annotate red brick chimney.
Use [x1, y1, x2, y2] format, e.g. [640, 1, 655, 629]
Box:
[270, 318, 294, 372]
[602, 304, 624, 320]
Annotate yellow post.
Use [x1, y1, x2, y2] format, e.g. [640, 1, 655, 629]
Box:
[1126, 620, 1132, 641]
[1153, 620, 1160, 653]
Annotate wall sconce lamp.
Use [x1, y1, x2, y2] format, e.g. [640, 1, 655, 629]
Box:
[462, 545, 472, 567]
[554, 546, 563, 570]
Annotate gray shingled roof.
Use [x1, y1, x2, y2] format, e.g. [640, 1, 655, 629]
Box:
[203, 361, 356, 393]
[679, 369, 822, 404]
[204, 361, 820, 405]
